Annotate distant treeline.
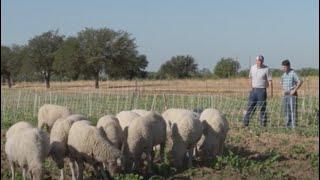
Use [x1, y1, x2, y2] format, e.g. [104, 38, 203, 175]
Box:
[1, 28, 319, 88]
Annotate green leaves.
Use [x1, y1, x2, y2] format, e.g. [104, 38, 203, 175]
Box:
[213, 57, 240, 78]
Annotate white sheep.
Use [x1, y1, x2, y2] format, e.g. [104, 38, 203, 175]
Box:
[38, 104, 72, 133]
[97, 115, 124, 149]
[116, 111, 140, 130]
[124, 111, 166, 173]
[162, 108, 203, 169]
[5, 121, 33, 139]
[131, 109, 149, 116]
[49, 114, 88, 180]
[67, 121, 124, 179]
[197, 108, 229, 160]
[5, 126, 50, 180]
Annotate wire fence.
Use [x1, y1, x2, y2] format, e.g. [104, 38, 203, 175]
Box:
[1, 89, 319, 132]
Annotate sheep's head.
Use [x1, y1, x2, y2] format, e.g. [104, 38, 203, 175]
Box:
[105, 156, 123, 176]
[166, 122, 187, 169]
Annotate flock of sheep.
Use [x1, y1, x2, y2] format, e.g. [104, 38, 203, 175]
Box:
[5, 104, 229, 180]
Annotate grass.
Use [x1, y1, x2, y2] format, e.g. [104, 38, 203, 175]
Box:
[1, 88, 319, 179]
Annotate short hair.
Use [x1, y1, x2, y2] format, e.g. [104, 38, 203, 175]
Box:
[282, 59, 290, 67]
[256, 55, 264, 61]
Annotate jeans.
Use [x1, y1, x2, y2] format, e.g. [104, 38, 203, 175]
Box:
[243, 88, 267, 126]
[282, 95, 297, 128]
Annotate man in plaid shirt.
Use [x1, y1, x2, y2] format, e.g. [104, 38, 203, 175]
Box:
[280, 60, 303, 128]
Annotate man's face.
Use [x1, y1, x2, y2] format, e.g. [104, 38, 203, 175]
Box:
[282, 65, 289, 72]
[256, 59, 263, 67]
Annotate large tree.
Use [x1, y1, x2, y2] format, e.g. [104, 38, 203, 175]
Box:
[213, 57, 240, 78]
[28, 30, 64, 88]
[54, 37, 85, 80]
[106, 31, 148, 80]
[77, 28, 118, 88]
[158, 55, 198, 79]
[1, 45, 25, 88]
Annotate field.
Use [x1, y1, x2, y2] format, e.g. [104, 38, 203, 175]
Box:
[1, 77, 319, 179]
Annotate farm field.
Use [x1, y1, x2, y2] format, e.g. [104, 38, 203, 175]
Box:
[1, 78, 319, 180]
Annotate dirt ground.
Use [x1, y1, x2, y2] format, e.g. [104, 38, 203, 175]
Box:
[1, 121, 318, 180]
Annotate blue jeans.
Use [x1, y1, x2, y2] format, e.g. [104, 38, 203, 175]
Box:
[243, 88, 267, 126]
[282, 95, 297, 128]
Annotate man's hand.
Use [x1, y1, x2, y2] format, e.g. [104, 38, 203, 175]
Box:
[290, 89, 296, 95]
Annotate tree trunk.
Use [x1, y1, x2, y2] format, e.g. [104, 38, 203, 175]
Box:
[95, 74, 99, 89]
[7, 75, 12, 88]
[45, 73, 51, 89]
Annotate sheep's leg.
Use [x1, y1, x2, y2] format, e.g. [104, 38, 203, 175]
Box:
[9, 161, 14, 180]
[22, 166, 27, 180]
[77, 161, 84, 180]
[146, 152, 153, 174]
[187, 149, 193, 168]
[69, 160, 77, 180]
[160, 142, 165, 163]
[59, 169, 64, 180]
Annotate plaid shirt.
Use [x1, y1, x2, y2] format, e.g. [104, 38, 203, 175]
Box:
[281, 69, 301, 91]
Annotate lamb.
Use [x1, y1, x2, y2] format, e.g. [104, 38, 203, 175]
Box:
[5, 125, 50, 180]
[196, 108, 229, 160]
[67, 121, 124, 179]
[116, 111, 140, 130]
[131, 109, 149, 116]
[38, 104, 72, 133]
[5, 121, 33, 139]
[97, 115, 124, 149]
[49, 114, 88, 180]
[162, 108, 203, 169]
[123, 111, 166, 173]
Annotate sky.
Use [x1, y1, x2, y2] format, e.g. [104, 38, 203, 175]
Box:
[1, 0, 319, 71]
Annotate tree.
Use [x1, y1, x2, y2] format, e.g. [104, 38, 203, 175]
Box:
[1, 46, 13, 87]
[1, 45, 25, 88]
[105, 31, 148, 80]
[158, 55, 198, 79]
[28, 30, 64, 88]
[213, 57, 240, 78]
[78, 27, 118, 88]
[54, 37, 85, 80]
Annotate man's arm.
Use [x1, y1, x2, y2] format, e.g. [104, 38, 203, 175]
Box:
[290, 80, 303, 95]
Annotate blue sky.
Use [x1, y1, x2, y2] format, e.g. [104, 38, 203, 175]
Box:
[1, 0, 319, 71]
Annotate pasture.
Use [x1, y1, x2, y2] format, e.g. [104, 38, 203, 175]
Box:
[1, 78, 319, 179]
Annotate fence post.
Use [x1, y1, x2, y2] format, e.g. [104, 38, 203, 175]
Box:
[33, 94, 38, 117]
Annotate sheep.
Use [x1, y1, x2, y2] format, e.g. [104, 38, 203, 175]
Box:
[5, 121, 33, 139]
[97, 115, 124, 149]
[123, 111, 166, 173]
[67, 121, 124, 179]
[196, 108, 229, 160]
[116, 111, 140, 130]
[5, 126, 50, 180]
[49, 114, 88, 180]
[38, 104, 72, 133]
[131, 109, 149, 116]
[162, 108, 203, 169]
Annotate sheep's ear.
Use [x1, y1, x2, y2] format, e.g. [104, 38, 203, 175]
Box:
[123, 127, 128, 140]
[171, 123, 178, 137]
[202, 120, 209, 135]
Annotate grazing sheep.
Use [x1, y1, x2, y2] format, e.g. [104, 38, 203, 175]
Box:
[38, 104, 72, 133]
[197, 108, 229, 160]
[5, 127, 50, 180]
[162, 108, 203, 169]
[116, 111, 140, 130]
[49, 115, 88, 180]
[67, 121, 124, 179]
[5, 121, 33, 139]
[97, 115, 124, 149]
[131, 109, 149, 116]
[124, 111, 166, 173]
